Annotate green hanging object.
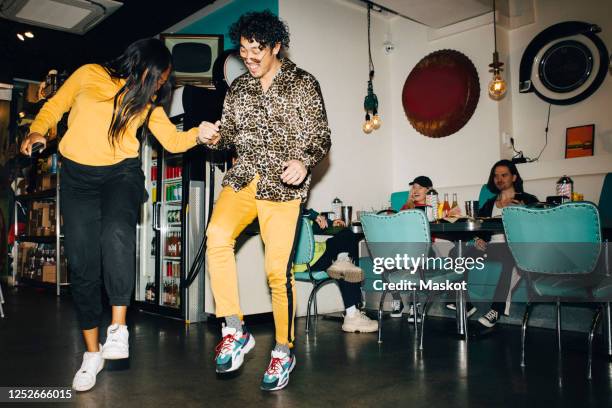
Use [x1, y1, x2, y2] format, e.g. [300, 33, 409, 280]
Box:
[364, 75, 379, 114]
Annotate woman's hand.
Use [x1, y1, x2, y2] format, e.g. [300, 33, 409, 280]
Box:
[474, 237, 487, 251]
[315, 215, 328, 230]
[449, 206, 462, 217]
[20, 132, 46, 156]
[197, 121, 221, 145]
[332, 219, 346, 227]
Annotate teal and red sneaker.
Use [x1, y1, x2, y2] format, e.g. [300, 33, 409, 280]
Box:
[260, 350, 296, 391]
[214, 325, 255, 373]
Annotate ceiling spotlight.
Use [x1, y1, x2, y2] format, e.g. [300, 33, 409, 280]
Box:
[24, 31, 34, 38]
[17, 33, 25, 41]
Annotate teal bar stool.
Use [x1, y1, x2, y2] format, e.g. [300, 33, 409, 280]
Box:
[361, 210, 467, 348]
[502, 202, 603, 374]
[293, 217, 338, 333]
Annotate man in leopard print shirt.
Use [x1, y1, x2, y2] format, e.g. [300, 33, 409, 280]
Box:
[199, 10, 331, 391]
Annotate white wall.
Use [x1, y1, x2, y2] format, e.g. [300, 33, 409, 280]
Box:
[389, 15, 502, 195]
[509, 0, 612, 164]
[280, 0, 394, 314]
[389, 0, 612, 205]
[280, 0, 394, 213]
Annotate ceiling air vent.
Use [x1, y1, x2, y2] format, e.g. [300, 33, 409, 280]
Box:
[0, 0, 122, 34]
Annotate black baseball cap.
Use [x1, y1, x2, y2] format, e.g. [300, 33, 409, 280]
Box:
[409, 176, 433, 188]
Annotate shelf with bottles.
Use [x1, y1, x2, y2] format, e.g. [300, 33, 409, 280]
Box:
[163, 164, 182, 182]
[17, 242, 68, 285]
[161, 260, 181, 308]
[144, 278, 157, 304]
[14, 152, 60, 196]
[166, 208, 182, 225]
[17, 199, 60, 238]
[164, 230, 182, 258]
[164, 183, 183, 203]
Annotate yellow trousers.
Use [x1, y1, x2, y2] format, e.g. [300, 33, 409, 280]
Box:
[206, 176, 301, 347]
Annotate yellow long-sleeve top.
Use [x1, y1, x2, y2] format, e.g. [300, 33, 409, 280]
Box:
[29, 64, 198, 166]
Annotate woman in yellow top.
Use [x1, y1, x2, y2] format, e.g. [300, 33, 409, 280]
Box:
[20, 38, 207, 392]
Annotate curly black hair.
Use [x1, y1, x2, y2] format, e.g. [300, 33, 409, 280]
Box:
[229, 9, 290, 50]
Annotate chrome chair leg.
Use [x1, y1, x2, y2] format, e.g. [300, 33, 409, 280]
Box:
[419, 292, 435, 350]
[588, 305, 603, 380]
[313, 290, 319, 320]
[0, 282, 4, 318]
[305, 283, 318, 333]
[556, 299, 562, 353]
[412, 290, 419, 342]
[521, 303, 533, 367]
[378, 290, 388, 344]
[556, 299, 563, 386]
[461, 290, 469, 342]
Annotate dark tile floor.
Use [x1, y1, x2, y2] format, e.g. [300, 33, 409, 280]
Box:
[1, 286, 612, 408]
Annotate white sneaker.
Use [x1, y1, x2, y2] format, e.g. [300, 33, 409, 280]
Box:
[72, 349, 104, 392]
[327, 259, 364, 283]
[101, 324, 129, 360]
[342, 311, 378, 333]
[390, 299, 404, 317]
[407, 303, 422, 323]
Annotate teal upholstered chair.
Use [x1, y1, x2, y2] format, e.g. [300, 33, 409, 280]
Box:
[293, 217, 339, 333]
[478, 184, 496, 209]
[390, 191, 410, 212]
[502, 202, 603, 374]
[361, 210, 467, 348]
[598, 173, 612, 226]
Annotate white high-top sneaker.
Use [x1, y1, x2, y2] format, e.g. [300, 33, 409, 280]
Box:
[72, 348, 104, 392]
[101, 324, 129, 360]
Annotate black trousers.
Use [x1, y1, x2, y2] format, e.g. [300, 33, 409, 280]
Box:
[459, 243, 518, 314]
[61, 157, 144, 330]
[310, 228, 362, 309]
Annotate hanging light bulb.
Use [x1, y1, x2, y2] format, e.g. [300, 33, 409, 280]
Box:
[371, 113, 381, 129]
[489, 72, 507, 99]
[488, 0, 507, 100]
[24, 31, 34, 38]
[16, 33, 24, 41]
[362, 3, 381, 134]
[363, 113, 374, 134]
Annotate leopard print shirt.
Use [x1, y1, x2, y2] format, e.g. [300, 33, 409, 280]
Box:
[210, 58, 331, 202]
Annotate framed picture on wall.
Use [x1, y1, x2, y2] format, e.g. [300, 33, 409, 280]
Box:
[565, 124, 595, 158]
[161, 34, 224, 87]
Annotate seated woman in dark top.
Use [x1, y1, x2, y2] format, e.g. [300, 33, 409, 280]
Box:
[293, 209, 378, 333]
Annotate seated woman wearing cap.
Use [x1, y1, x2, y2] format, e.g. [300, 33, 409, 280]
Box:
[400, 176, 433, 211]
[392, 176, 461, 319]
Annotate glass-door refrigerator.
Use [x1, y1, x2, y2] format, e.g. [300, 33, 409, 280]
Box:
[134, 129, 207, 323]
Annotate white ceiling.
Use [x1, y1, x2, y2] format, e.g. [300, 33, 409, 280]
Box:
[375, 0, 494, 28]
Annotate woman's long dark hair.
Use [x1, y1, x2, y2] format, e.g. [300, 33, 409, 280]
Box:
[103, 38, 173, 146]
[486, 159, 525, 194]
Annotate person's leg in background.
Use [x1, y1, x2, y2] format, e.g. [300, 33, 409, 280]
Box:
[319, 228, 363, 283]
[99, 160, 145, 360]
[445, 242, 478, 318]
[256, 198, 301, 391]
[478, 243, 518, 328]
[310, 247, 377, 332]
[206, 180, 258, 374]
[60, 160, 104, 392]
[336, 280, 378, 333]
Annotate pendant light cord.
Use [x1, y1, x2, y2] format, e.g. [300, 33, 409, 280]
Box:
[493, 0, 498, 53]
[367, 3, 374, 79]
